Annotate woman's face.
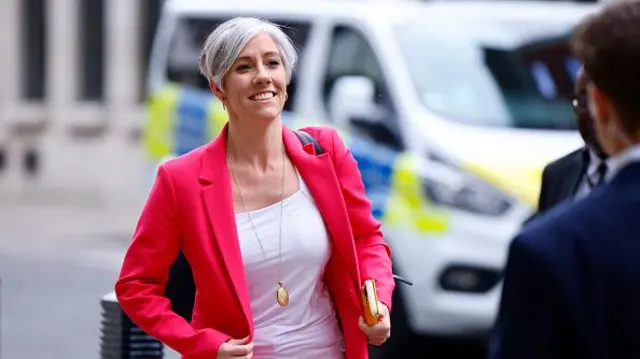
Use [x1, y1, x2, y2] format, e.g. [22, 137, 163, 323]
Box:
[216, 32, 287, 122]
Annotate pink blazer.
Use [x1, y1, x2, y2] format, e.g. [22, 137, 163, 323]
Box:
[115, 124, 395, 359]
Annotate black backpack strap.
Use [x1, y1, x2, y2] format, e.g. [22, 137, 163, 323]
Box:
[294, 128, 412, 287]
[294, 129, 325, 155]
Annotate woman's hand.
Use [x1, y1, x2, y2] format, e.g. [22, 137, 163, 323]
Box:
[217, 336, 253, 358]
[358, 301, 391, 346]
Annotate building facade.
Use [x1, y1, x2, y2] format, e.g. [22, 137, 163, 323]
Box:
[0, 0, 161, 204]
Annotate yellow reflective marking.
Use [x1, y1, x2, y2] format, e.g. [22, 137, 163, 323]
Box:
[384, 154, 450, 234]
[143, 83, 180, 161]
[462, 162, 543, 208]
[207, 99, 228, 140]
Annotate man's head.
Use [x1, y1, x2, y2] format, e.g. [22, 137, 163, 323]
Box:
[573, 66, 603, 156]
[571, 0, 640, 157]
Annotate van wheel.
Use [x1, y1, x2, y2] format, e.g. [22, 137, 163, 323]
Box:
[368, 286, 417, 359]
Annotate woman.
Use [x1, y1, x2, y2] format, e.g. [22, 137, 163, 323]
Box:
[115, 17, 394, 359]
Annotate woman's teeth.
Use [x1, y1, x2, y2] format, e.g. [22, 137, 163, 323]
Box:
[251, 92, 274, 101]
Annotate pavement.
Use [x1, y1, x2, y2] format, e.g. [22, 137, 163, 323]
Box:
[0, 197, 485, 359]
[0, 198, 180, 359]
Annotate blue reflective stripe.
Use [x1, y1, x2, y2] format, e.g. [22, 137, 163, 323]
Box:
[174, 87, 212, 155]
[349, 137, 398, 218]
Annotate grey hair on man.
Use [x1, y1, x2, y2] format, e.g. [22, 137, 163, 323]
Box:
[198, 17, 298, 90]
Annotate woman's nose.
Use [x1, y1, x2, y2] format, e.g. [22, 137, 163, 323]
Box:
[253, 64, 272, 85]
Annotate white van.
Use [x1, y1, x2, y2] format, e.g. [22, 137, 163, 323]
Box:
[147, 0, 600, 353]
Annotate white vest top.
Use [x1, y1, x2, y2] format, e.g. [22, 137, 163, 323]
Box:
[234, 171, 344, 359]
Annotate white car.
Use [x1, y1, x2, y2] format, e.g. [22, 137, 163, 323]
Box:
[146, 0, 600, 355]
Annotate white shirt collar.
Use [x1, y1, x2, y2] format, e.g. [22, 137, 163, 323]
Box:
[586, 148, 609, 177]
[605, 144, 640, 183]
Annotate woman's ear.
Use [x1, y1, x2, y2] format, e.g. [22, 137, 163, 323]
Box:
[210, 81, 225, 101]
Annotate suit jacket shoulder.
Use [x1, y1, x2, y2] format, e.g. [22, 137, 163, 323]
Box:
[521, 166, 640, 275]
[543, 148, 584, 179]
[517, 197, 575, 260]
[493, 163, 640, 359]
[297, 125, 337, 141]
[160, 143, 207, 176]
[537, 148, 585, 213]
[297, 126, 340, 152]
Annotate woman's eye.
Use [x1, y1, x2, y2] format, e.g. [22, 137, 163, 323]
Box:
[236, 64, 250, 71]
[267, 60, 280, 67]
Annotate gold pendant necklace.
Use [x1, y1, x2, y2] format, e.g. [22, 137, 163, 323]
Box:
[228, 140, 289, 307]
[277, 281, 289, 306]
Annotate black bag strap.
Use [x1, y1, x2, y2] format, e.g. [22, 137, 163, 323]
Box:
[292, 129, 414, 286]
[294, 129, 325, 155]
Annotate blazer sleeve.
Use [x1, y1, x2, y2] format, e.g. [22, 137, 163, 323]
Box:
[115, 165, 230, 358]
[489, 233, 561, 359]
[329, 129, 395, 311]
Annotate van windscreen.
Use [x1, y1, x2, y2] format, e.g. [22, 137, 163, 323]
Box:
[394, 21, 580, 130]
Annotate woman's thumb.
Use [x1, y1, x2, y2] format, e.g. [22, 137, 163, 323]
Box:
[228, 336, 250, 345]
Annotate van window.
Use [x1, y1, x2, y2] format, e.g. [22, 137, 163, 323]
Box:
[165, 16, 311, 111]
[322, 26, 393, 111]
[323, 25, 402, 150]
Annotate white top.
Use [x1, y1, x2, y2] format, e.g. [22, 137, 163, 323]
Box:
[575, 149, 611, 199]
[605, 144, 640, 183]
[235, 171, 344, 359]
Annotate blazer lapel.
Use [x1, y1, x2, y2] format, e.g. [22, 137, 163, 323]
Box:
[199, 124, 252, 329]
[283, 128, 360, 288]
[567, 148, 589, 198]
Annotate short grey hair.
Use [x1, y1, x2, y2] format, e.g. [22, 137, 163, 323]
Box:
[198, 17, 298, 90]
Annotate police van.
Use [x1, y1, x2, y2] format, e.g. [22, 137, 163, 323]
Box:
[144, 0, 599, 354]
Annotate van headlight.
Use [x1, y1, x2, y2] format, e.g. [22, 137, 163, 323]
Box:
[419, 155, 513, 217]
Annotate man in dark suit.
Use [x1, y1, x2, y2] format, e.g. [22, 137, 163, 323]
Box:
[163, 251, 195, 321]
[489, 2, 640, 358]
[537, 67, 608, 213]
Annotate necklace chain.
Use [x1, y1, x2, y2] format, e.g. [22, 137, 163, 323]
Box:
[226, 139, 288, 306]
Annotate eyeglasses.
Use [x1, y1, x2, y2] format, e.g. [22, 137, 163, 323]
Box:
[572, 91, 588, 113]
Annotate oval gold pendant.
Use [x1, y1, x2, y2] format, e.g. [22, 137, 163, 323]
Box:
[276, 282, 289, 307]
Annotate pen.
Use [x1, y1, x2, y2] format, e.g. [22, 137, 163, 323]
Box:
[393, 274, 413, 286]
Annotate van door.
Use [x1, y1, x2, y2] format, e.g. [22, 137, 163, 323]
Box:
[320, 24, 404, 218]
[321, 24, 403, 151]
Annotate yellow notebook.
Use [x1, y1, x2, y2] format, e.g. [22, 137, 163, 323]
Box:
[360, 279, 380, 326]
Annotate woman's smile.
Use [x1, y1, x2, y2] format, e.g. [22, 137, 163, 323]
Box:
[249, 91, 276, 102]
